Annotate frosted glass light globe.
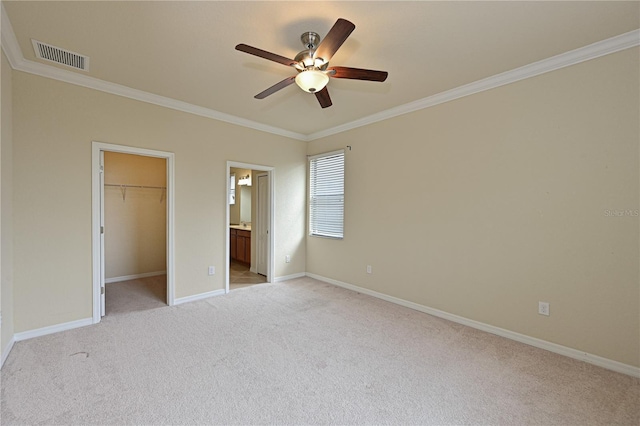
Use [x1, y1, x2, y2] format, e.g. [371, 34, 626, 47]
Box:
[295, 70, 329, 93]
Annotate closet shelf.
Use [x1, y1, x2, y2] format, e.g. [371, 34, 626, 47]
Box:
[105, 183, 166, 190]
[105, 183, 166, 202]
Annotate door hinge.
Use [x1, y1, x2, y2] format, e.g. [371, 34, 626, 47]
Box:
[100, 165, 104, 173]
[101, 287, 105, 295]
[101, 226, 104, 234]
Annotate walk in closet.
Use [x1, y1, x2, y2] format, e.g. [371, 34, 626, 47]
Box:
[103, 152, 167, 314]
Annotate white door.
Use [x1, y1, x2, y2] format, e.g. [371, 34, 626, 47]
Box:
[99, 151, 106, 316]
[256, 173, 269, 276]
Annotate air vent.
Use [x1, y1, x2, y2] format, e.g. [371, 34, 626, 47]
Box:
[31, 39, 90, 72]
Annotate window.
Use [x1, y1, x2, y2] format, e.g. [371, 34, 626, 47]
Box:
[309, 150, 345, 239]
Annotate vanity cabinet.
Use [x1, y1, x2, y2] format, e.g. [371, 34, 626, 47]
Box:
[230, 228, 251, 264]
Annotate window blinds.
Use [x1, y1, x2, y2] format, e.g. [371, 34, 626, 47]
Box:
[309, 150, 345, 239]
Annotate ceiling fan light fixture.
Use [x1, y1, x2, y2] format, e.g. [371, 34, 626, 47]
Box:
[236, 18, 386, 107]
[295, 70, 329, 93]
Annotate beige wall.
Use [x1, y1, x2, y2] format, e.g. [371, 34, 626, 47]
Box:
[307, 48, 640, 367]
[1, 51, 15, 357]
[12, 71, 307, 333]
[104, 152, 166, 279]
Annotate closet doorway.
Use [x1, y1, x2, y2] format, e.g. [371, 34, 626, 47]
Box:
[226, 162, 274, 292]
[92, 142, 175, 323]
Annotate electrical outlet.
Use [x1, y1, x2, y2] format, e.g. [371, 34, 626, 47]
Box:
[538, 301, 550, 316]
[366, 265, 372, 274]
[208, 266, 215, 275]
[285, 255, 291, 263]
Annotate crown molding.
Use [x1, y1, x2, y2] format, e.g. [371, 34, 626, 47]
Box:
[1, 2, 21, 69]
[306, 28, 640, 141]
[0, 3, 307, 142]
[2, 1, 638, 143]
[19, 58, 308, 141]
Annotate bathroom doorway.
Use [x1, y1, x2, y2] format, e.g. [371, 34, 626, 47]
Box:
[226, 162, 273, 292]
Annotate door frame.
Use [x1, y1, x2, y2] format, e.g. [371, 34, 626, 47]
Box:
[226, 161, 274, 293]
[91, 141, 176, 323]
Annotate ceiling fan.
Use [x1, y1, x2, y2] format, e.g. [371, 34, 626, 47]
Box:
[235, 18, 388, 108]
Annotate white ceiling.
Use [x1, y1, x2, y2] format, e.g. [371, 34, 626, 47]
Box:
[3, 1, 639, 138]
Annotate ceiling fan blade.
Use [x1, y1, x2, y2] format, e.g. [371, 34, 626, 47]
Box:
[314, 87, 332, 108]
[236, 44, 297, 67]
[254, 76, 296, 99]
[313, 18, 355, 63]
[328, 66, 388, 82]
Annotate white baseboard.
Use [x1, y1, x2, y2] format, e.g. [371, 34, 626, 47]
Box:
[274, 272, 306, 282]
[14, 317, 94, 342]
[174, 289, 226, 305]
[307, 273, 640, 378]
[105, 270, 166, 284]
[1, 336, 15, 369]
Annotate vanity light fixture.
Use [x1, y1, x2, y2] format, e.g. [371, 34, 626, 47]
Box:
[238, 174, 252, 186]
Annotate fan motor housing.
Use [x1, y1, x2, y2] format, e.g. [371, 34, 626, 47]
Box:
[294, 49, 329, 72]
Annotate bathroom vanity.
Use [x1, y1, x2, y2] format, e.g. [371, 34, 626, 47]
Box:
[230, 225, 251, 264]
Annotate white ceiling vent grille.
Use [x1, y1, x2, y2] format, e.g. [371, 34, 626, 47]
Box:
[31, 39, 90, 72]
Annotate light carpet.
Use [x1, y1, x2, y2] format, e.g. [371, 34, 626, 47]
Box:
[1, 277, 638, 425]
[105, 275, 167, 315]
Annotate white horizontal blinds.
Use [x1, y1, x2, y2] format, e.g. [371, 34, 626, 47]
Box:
[309, 150, 345, 239]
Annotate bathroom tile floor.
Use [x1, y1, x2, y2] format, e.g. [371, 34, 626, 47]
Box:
[229, 260, 267, 290]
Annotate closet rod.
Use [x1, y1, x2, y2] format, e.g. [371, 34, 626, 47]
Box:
[105, 183, 166, 202]
[104, 183, 166, 190]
